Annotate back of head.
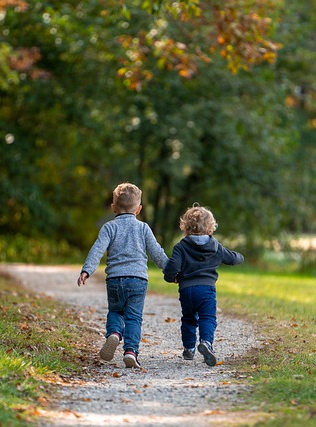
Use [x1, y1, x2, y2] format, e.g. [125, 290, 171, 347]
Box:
[113, 183, 142, 213]
[180, 205, 217, 236]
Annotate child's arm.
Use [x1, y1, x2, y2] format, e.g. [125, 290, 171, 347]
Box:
[80, 225, 110, 278]
[220, 244, 244, 265]
[144, 225, 169, 269]
[163, 244, 182, 283]
[77, 271, 89, 287]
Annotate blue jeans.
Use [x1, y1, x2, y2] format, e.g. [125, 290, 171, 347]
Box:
[106, 277, 148, 354]
[179, 285, 217, 349]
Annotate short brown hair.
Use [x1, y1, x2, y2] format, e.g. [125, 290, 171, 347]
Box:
[112, 183, 142, 213]
[180, 205, 218, 236]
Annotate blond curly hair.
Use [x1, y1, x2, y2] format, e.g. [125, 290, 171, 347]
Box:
[180, 205, 218, 236]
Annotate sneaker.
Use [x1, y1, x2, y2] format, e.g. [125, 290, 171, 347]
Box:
[183, 348, 195, 360]
[100, 333, 120, 361]
[123, 350, 141, 368]
[197, 340, 217, 367]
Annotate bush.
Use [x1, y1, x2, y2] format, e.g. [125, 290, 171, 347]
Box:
[0, 234, 83, 264]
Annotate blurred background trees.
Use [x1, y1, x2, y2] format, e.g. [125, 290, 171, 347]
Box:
[1, 0, 316, 266]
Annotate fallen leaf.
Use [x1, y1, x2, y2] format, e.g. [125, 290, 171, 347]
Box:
[37, 396, 49, 406]
[62, 409, 82, 418]
[27, 408, 42, 416]
[204, 410, 226, 415]
[165, 317, 175, 323]
[216, 361, 224, 365]
[27, 366, 36, 376]
[112, 372, 122, 378]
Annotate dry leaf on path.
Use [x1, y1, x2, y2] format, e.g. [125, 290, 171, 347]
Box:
[204, 410, 226, 415]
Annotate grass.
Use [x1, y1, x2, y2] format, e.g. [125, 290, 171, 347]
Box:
[148, 265, 316, 426]
[1, 264, 316, 426]
[0, 276, 91, 426]
[219, 270, 316, 426]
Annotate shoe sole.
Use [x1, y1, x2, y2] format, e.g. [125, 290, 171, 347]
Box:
[197, 343, 217, 367]
[100, 334, 119, 361]
[123, 354, 141, 368]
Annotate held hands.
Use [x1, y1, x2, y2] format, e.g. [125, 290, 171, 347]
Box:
[77, 272, 88, 287]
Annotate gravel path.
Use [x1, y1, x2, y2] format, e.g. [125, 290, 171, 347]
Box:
[1, 264, 266, 427]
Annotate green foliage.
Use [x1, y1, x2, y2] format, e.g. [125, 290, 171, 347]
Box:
[0, 0, 316, 258]
[0, 43, 19, 89]
[0, 234, 83, 263]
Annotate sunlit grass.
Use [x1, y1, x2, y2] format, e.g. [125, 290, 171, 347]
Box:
[148, 266, 316, 426]
[1, 265, 315, 426]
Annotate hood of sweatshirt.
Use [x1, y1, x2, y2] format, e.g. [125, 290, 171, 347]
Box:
[180, 235, 219, 261]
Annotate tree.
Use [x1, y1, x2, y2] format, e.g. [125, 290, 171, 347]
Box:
[117, 0, 282, 90]
[1, 0, 315, 258]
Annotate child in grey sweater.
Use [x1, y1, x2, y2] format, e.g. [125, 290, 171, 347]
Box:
[78, 183, 168, 368]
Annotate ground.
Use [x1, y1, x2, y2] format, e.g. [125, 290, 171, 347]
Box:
[0, 264, 269, 427]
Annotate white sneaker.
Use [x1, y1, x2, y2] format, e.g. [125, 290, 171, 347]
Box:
[123, 350, 141, 368]
[100, 333, 120, 361]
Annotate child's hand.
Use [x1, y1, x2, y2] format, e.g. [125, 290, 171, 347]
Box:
[77, 272, 88, 287]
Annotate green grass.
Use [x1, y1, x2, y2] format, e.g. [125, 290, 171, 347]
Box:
[0, 277, 91, 426]
[148, 266, 316, 426]
[1, 265, 316, 426]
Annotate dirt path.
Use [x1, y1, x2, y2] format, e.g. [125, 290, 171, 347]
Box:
[1, 264, 267, 426]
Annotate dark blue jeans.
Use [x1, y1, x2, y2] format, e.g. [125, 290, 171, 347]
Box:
[106, 277, 148, 354]
[179, 285, 217, 349]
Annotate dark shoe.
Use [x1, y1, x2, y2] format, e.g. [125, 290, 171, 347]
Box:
[123, 350, 141, 368]
[100, 333, 120, 361]
[197, 340, 217, 367]
[183, 348, 195, 360]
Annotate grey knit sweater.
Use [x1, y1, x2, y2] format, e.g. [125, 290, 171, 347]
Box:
[81, 213, 168, 280]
